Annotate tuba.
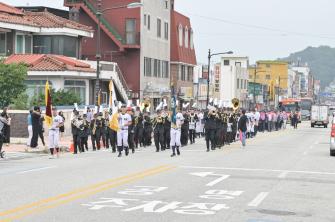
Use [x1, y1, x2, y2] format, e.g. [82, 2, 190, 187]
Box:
[231, 98, 240, 112]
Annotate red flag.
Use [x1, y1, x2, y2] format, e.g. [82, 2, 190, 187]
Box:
[45, 81, 53, 127]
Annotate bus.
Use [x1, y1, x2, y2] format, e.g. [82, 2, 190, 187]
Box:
[279, 98, 301, 122]
[299, 97, 313, 120]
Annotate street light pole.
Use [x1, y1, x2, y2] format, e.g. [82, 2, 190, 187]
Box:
[94, 1, 143, 106]
[95, 0, 102, 107]
[206, 49, 233, 108]
[206, 49, 211, 108]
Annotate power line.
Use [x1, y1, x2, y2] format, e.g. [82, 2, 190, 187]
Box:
[190, 13, 335, 40]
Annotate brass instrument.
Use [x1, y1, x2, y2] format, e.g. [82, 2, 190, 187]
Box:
[152, 116, 164, 129]
[232, 98, 240, 112]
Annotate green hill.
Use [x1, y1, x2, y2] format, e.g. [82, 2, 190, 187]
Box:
[281, 46, 335, 89]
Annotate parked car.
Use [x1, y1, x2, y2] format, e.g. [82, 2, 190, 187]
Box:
[301, 110, 311, 120]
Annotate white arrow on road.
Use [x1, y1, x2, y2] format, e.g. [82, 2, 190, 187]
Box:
[190, 172, 230, 187]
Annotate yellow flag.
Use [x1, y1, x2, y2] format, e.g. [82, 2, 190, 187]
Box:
[45, 81, 53, 127]
[109, 112, 119, 132]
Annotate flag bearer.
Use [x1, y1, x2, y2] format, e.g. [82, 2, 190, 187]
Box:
[49, 108, 63, 158]
[117, 105, 132, 157]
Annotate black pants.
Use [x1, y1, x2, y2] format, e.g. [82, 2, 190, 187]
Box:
[205, 129, 216, 151]
[3, 125, 10, 143]
[154, 128, 165, 151]
[128, 132, 135, 153]
[106, 128, 117, 152]
[73, 134, 79, 154]
[38, 130, 45, 146]
[164, 127, 171, 148]
[134, 127, 144, 148]
[143, 129, 152, 147]
[189, 129, 196, 144]
[31, 126, 39, 148]
[181, 128, 188, 146]
[0, 134, 4, 154]
[91, 134, 98, 151]
[81, 136, 88, 151]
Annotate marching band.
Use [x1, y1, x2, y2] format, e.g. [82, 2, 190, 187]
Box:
[69, 98, 241, 157]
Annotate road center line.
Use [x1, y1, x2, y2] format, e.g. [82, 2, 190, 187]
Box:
[0, 165, 174, 221]
[248, 192, 269, 207]
[181, 166, 335, 176]
[278, 171, 289, 179]
[16, 166, 57, 175]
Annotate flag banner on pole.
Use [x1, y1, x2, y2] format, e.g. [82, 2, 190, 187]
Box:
[45, 81, 53, 127]
[109, 80, 113, 109]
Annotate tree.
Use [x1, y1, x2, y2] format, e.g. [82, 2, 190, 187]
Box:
[0, 62, 28, 107]
[11, 93, 29, 110]
[30, 88, 82, 107]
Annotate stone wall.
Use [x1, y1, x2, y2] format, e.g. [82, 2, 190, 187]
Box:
[4, 110, 75, 138]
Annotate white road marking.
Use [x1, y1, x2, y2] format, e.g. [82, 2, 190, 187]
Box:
[190, 172, 230, 186]
[278, 171, 289, 179]
[206, 175, 230, 186]
[17, 166, 57, 174]
[248, 192, 269, 207]
[181, 166, 335, 176]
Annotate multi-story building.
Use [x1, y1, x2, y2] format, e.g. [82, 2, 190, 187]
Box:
[64, 0, 172, 108]
[219, 55, 249, 108]
[170, 1, 197, 104]
[193, 64, 210, 109]
[290, 66, 310, 97]
[0, 2, 130, 105]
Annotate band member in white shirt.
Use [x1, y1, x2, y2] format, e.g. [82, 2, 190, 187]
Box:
[49, 108, 64, 159]
[170, 111, 184, 157]
[117, 105, 132, 157]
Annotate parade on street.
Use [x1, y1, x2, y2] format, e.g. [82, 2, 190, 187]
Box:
[1, 0, 335, 221]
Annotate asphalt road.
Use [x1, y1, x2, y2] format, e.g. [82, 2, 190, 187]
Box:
[0, 122, 334, 222]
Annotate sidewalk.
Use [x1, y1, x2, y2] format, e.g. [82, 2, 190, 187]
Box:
[3, 136, 73, 154]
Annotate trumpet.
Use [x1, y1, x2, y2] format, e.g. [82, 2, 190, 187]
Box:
[231, 98, 240, 112]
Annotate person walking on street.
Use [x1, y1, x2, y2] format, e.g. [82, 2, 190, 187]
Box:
[170, 111, 184, 157]
[117, 105, 132, 157]
[58, 111, 65, 138]
[30, 106, 41, 148]
[27, 110, 33, 147]
[204, 109, 217, 152]
[0, 113, 9, 158]
[238, 109, 248, 147]
[1, 107, 11, 146]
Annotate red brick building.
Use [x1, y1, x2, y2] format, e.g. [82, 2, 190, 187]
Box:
[170, 2, 197, 102]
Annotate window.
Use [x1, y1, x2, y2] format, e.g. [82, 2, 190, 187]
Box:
[147, 15, 151, 30]
[165, 0, 169, 9]
[16, 34, 32, 54]
[224, 60, 230, 66]
[235, 62, 241, 67]
[178, 24, 183, 47]
[157, 60, 161, 77]
[126, 19, 136, 44]
[144, 57, 152, 77]
[64, 80, 86, 104]
[157, 18, 162, 38]
[266, 64, 271, 68]
[184, 26, 189, 48]
[153, 59, 158, 77]
[237, 78, 240, 89]
[33, 36, 78, 57]
[187, 66, 193, 81]
[25, 80, 53, 101]
[181, 65, 186, 81]
[144, 14, 147, 26]
[162, 61, 169, 78]
[190, 29, 194, 49]
[266, 74, 271, 80]
[164, 22, 169, 40]
[0, 33, 6, 55]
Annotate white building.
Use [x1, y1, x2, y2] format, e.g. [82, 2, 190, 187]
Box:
[291, 66, 310, 96]
[219, 56, 249, 108]
[141, 0, 171, 105]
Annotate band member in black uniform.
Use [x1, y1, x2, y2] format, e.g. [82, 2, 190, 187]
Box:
[143, 112, 152, 147]
[163, 107, 171, 149]
[81, 114, 90, 151]
[188, 109, 198, 144]
[181, 110, 189, 146]
[153, 110, 165, 152]
[106, 109, 117, 153]
[71, 110, 80, 154]
[90, 113, 100, 151]
[134, 108, 144, 148]
[214, 110, 223, 149]
[127, 108, 135, 154]
[204, 109, 217, 152]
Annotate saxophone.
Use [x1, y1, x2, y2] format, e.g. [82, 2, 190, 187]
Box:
[92, 119, 97, 135]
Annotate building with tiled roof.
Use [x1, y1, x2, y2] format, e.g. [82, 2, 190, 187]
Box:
[4, 54, 128, 104]
[0, 1, 93, 58]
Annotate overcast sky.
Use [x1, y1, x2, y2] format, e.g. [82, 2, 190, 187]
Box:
[4, 0, 335, 64]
